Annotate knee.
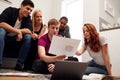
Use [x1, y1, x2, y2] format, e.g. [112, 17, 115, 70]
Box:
[32, 60, 47, 73]
[84, 67, 94, 75]
[32, 60, 42, 73]
[32, 60, 43, 68]
[23, 34, 32, 41]
[84, 68, 91, 75]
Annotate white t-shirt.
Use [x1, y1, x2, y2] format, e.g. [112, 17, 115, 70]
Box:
[86, 36, 110, 65]
[7, 19, 21, 36]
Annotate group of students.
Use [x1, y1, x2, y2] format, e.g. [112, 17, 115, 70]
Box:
[0, 0, 70, 71]
[0, 0, 112, 76]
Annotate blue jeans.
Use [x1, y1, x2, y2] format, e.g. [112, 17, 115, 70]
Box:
[85, 59, 109, 75]
[0, 28, 32, 66]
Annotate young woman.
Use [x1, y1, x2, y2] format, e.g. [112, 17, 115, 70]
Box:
[31, 9, 47, 40]
[76, 23, 112, 76]
[24, 9, 47, 70]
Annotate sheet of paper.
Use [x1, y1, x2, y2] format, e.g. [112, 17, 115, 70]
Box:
[49, 36, 80, 56]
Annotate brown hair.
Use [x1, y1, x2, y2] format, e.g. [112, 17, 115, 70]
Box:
[48, 18, 59, 27]
[21, 0, 34, 8]
[83, 23, 101, 52]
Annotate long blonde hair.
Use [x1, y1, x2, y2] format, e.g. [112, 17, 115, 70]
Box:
[32, 9, 43, 33]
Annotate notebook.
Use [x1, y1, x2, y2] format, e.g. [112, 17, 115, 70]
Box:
[50, 61, 88, 80]
[49, 36, 80, 56]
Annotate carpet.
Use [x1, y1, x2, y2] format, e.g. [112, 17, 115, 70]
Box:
[0, 68, 51, 80]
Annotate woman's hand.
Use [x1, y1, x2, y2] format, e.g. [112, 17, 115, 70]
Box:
[32, 33, 39, 40]
[76, 51, 80, 56]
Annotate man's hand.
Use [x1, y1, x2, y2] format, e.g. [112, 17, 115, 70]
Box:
[56, 55, 66, 61]
[48, 64, 55, 73]
[16, 29, 22, 41]
[21, 28, 32, 34]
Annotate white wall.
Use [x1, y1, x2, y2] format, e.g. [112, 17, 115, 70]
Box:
[100, 0, 120, 76]
[101, 29, 120, 76]
[31, 0, 61, 24]
[0, 0, 61, 25]
[100, 0, 120, 26]
[83, 0, 99, 30]
[83, 0, 99, 61]
[0, 0, 21, 13]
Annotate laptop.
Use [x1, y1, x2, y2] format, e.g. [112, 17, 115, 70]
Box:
[50, 61, 88, 80]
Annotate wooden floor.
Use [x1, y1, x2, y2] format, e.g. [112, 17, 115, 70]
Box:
[0, 76, 36, 80]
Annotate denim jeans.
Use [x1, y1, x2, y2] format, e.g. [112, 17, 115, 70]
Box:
[32, 59, 52, 74]
[85, 59, 109, 75]
[0, 28, 32, 66]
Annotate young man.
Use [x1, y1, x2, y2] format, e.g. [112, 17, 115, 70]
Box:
[32, 18, 66, 74]
[58, 16, 71, 38]
[0, 0, 34, 71]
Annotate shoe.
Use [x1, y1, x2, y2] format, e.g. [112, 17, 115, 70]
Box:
[14, 64, 23, 71]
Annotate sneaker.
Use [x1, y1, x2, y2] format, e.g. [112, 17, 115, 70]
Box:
[14, 64, 23, 71]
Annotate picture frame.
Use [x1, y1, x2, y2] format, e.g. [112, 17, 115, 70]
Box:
[99, 17, 120, 32]
[0, 0, 12, 4]
[104, 0, 114, 17]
